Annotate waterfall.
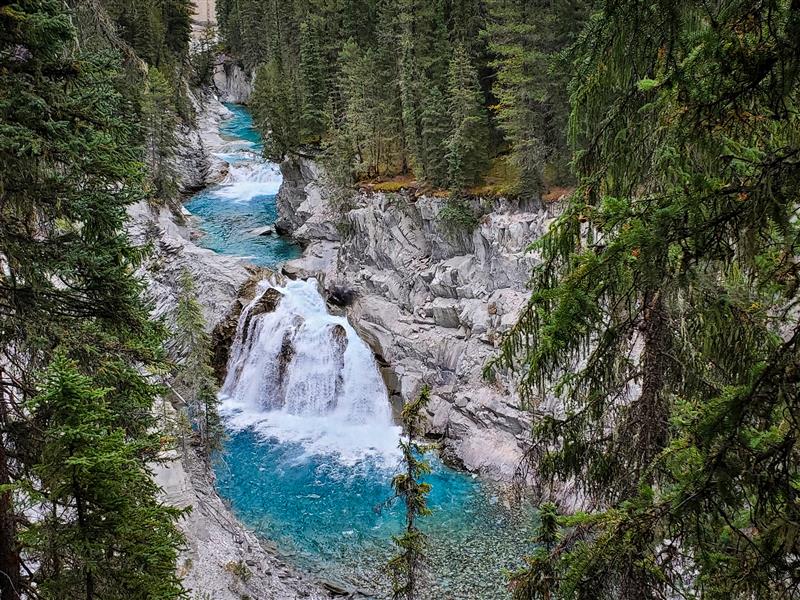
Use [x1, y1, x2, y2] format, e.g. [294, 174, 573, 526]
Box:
[215, 155, 283, 202]
[220, 278, 401, 462]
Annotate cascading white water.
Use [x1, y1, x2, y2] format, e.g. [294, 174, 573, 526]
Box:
[220, 278, 401, 462]
[214, 153, 283, 201]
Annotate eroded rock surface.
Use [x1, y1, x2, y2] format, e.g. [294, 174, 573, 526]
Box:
[278, 157, 561, 480]
[213, 56, 253, 104]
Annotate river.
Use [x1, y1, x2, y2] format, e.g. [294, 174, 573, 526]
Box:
[184, 104, 535, 598]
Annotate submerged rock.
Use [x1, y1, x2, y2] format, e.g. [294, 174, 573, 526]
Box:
[250, 225, 276, 236]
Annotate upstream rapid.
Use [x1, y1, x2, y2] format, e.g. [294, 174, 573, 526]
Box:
[185, 104, 535, 598]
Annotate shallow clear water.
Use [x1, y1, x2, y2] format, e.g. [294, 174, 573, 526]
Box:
[187, 105, 534, 598]
[215, 431, 534, 597]
[185, 104, 300, 267]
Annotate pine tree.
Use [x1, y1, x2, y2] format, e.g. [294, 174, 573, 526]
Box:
[170, 271, 223, 455]
[251, 58, 302, 161]
[298, 21, 328, 144]
[24, 357, 187, 600]
[419, 85, 450, 188]
[508, 503, 560, 600]
[143, 67, 179, 204]
[446, 44, 489, 191]
[1, 1, 186, 596]
[492, 0, 800, 597]
[396, 0, 453, 186]
[485, 0, 586, 195]
[388, 386, 434, 600]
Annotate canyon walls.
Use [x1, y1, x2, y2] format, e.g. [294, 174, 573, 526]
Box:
[277, 157, 562, 480]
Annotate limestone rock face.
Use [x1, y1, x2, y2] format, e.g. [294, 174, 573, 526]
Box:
[275, 157, 340, 242]
[128, 201, 252, 331]
[278, 157, 561, 481]
[171, 88, 232, 194]
[212, 56, 253, 104]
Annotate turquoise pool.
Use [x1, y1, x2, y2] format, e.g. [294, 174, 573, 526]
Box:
[186, 105, 534, 598]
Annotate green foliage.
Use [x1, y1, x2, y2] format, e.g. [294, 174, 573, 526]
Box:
[484, 0, 587, 194]
[508, 503, 562, 600]
[100, 0, 192, 67]
[446, 44, 489, 191]
[493, 0, 800, 597]
[251, 59, 302, 162]
[438, 198, 480, 233]
[143, 66, 180, 204]
[191, 25, 220, 87]
[0, 1, 188, 597]
[217, 0, 586, 196]
[24, 356, 187, 600]
[298, 21, 328, 144]
[388, 386, 435, 600]
[337, 36, 406, 179]
[170, 270, 224, 455]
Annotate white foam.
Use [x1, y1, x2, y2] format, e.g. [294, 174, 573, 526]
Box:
[214, 161, 282, 201]
[220, 278, 401, 465]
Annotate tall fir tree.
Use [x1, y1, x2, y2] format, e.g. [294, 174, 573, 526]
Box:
[1, 1, 186, 597]
[446, 44, 489, 191]
[169, 271, 223, 456]
[492, 0, 800, 597]
[298, 21, 329, 144]
[24, 357, 187, 600]
[388, 386, 434, 600]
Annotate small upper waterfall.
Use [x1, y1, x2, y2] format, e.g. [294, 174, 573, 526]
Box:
[220, 278, 401, 462]
[216, 153, 283, 201]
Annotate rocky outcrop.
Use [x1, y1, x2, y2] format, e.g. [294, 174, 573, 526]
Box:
[213, 55, 253, 104]
[276, 158, 340, 241]
[128, 201, 252, 331]
[278, 157, 560, 481]
[172, 88, 231, 194]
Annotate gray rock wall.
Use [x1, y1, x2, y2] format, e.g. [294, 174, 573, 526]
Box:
[278, 157, 561, 480]
[212, 56, 253, 104]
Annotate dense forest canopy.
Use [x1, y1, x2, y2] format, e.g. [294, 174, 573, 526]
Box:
[216, 0, 586, 196]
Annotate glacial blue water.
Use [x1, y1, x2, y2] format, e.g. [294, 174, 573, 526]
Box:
[187, 104, 535, 598]
[185, 104, 300, 267]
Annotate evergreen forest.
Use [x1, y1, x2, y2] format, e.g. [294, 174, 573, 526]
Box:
[1, 0, 799, 599]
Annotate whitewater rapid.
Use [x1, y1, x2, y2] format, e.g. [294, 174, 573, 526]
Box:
[219, 278, 401, 463]
[214, 149, 283, 201]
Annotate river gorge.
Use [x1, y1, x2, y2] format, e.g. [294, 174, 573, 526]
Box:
[168, 103, 539, 598]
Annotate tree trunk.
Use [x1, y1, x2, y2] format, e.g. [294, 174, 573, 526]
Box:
[0, 379, 20, 600]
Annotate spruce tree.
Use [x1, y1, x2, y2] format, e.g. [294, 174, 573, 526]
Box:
[299, 21, 328, 144]
[169, 271, 223, 456]
[1, 1, 186, 596]
[251, 59, 302, 161]
[24, 357, 187, 600]
[143, 67, 179, 204]
[446, 44, 489, 191]
[485, 0, 586, 195]
[388, 386, 434, 600]
[492, 0, 800, 597]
